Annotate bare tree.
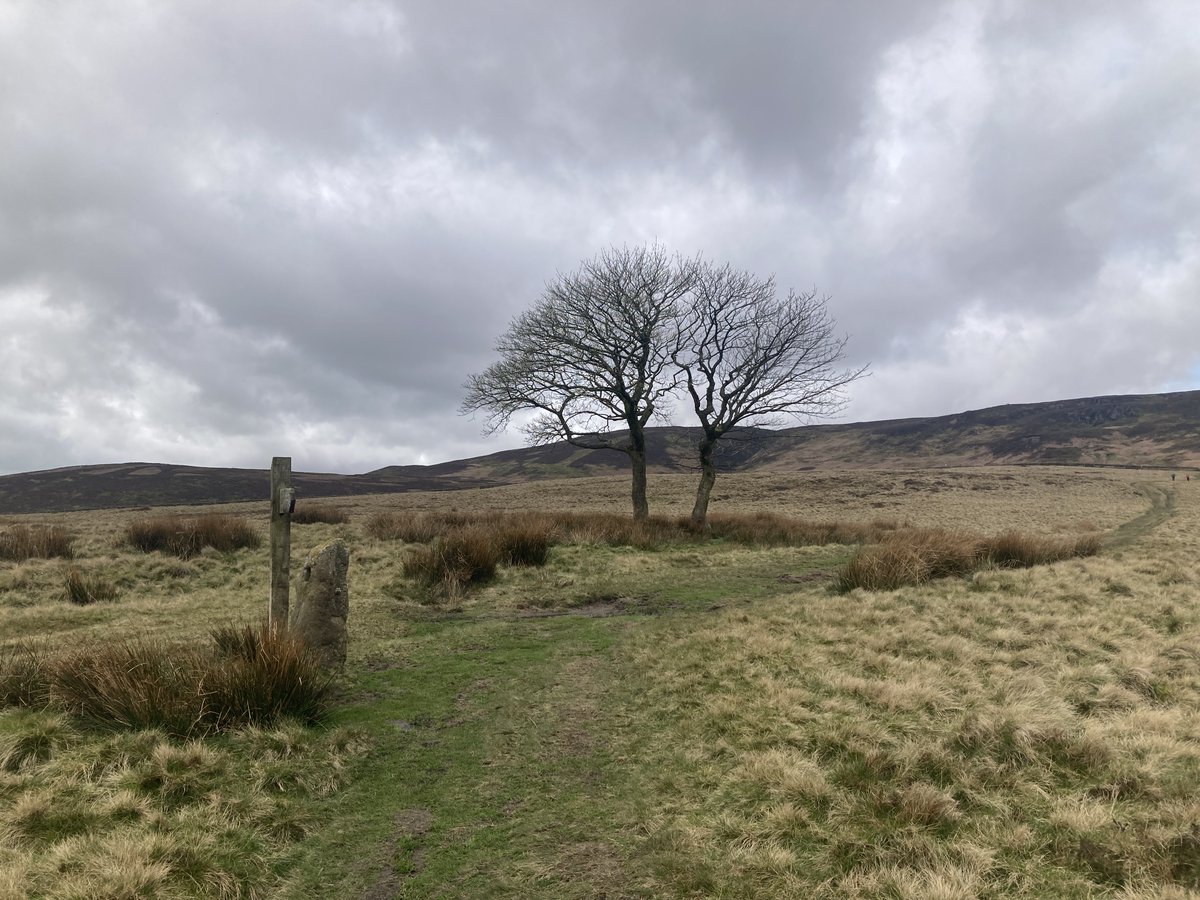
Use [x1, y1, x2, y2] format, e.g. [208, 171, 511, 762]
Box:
[462, 245, 696, 519]
[674, 263, 867, 527]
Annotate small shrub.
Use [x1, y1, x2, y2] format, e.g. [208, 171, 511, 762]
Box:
[290, 504, 350, 525]
[63, 566, 120, 605]
[125, 514, 260, 559]
[0, 643, 49, 708]
[404, 527, 501, 594]
[0, 524, 74, 561]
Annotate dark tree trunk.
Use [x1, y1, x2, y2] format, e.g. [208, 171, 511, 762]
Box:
[629, 445, 649, 520]
[690, 437, 718, 528]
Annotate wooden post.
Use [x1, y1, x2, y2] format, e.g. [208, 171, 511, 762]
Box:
[270, 456, 294, 629]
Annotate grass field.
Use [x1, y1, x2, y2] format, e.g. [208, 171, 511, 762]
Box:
[2, 466, 1197, 898]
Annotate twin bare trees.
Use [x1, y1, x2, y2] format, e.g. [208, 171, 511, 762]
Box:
[462, 245, 866, 526]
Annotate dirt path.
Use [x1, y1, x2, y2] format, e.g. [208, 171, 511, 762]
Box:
[1103, 482, 1176, 551]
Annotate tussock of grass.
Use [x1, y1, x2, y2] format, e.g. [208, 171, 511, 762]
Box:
[62, 566, 119, 605]
[494, 522, 555, 566]
[290, 504, 350, 525]
[837, 528, 1103, 591]
[0, 525, 74, 561]
[124, 514, 261, 559]
[836, 529, 982, 591]
[0, 643, 49, 708]
[0, 713, 72, 773]
[394, 517, 558, 595]
[202, 623, 332, 732]
[211, 621, 263, 660]
[46, 623, 330, 736]
[51, 639, 210, 735]
[404, 527, 502, 595]
[988, 529, 1102, 567]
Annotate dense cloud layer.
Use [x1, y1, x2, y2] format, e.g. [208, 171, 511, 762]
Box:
[1, 0, 1196, 474]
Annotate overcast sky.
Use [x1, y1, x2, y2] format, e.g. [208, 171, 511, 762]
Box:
[1, 0, 1197, 476]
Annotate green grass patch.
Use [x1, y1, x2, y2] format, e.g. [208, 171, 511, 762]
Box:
[276, 615, 652, 898]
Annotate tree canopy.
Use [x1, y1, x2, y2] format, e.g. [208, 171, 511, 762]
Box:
[674, 262, 866, 525]
[462, 245, 694, 519]
[463, 246, 865, 523]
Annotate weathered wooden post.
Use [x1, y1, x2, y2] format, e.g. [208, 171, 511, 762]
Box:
[269, 456, 294, 629]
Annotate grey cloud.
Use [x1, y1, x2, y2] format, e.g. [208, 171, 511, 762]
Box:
[0, 0, 1197, 475]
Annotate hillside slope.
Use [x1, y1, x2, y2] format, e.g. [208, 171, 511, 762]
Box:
[375, 390, 1200, 479]
[2, 390, 1197, 514]
[0, 463, 491, 516]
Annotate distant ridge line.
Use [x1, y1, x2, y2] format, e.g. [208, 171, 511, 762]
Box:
[2, 389, 1198, 514]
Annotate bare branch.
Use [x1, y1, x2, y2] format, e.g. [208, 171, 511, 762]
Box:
[461, 243, 697, 518]
[673, 262, 868, 524]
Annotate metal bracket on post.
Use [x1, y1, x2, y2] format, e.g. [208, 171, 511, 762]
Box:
[270, 457, 293, 630]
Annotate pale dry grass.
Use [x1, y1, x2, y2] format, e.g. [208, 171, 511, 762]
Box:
[292, 466, 1149, 535]
[0, 465, 1189, 897]
[627, 473, 1200, 896]
[0, 709, 368, 898]
[0, 508, 364, 897]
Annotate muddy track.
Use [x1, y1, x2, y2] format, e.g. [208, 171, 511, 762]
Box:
[1104, 483, 1176, 551]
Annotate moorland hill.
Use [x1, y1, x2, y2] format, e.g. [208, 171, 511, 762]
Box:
[2, 389, 1197, 514]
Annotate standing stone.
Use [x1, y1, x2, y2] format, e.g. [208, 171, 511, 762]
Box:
[290, 540, 350, 668]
